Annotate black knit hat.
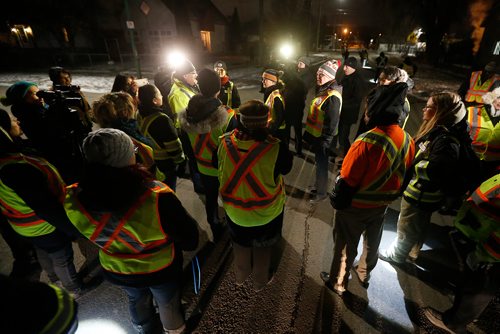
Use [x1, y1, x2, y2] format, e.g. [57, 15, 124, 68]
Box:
[366, 82, 408, 127]
[138, 84, 158, 106]
[0, 109, 12, 132]
[344, 56, 358, 69]
[239, 100, 269, 129]
[197, 69, 221, 97]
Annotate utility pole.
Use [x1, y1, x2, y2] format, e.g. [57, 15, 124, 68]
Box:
[258, 0, 264, 65]
[124, 0, 142, 78]
[315, 0, 323, 51]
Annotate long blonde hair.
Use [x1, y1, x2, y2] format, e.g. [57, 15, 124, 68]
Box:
[414, 92, 465, 142]
[92, 92, 137, 127]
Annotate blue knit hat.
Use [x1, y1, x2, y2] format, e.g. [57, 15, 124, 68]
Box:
[1, 81, 37, 106]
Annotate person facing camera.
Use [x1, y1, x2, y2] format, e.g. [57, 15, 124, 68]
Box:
[64, 128, 199, 334]
[217, 100, 293, 291]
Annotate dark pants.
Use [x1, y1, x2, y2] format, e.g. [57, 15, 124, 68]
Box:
[336, 120, 353, 157]
[285, 116, 303, 154]
[179, 130, 204, 193]
[199, 173, 221, 229]
[121, 280, 184, 333]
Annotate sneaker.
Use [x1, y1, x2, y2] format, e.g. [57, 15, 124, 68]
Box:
[378, 249, 405, 265]
[320, 272, 344, 296]
[309, 194, 328, 204]
[423, 308, 456, 334]
[352, 266, 369, 289]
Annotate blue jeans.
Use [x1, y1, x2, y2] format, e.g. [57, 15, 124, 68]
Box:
[314, 145, 329, 196]
[35, 242, 82, 292]
[121, 281, 184, 333]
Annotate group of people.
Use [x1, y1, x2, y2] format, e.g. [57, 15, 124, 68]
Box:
[0, 54, 498, 334]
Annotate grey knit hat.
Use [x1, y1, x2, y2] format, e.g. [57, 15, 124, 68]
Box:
[83, 128, 135, 168]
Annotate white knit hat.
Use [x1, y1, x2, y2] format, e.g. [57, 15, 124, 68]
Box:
[83, 128, 135, 168]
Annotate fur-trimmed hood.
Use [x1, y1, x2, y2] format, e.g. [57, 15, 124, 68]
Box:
[179, 95, 229, 134]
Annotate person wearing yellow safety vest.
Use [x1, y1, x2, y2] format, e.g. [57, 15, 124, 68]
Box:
[0, 109, 84, 295]
[214, 60, 241, 109]
[321, 83, 415, 295]
[138, 84, 185, 191]
[0, 274, 78, 334]
[458, 61, 500, 108]
[217, 100, 293, 291]
[423, 169, 500, 334]
[92, 92, 168, 184]
[179, 69, 238, 241]
[303, 61, 342, 203]
[262, 69, 287, 140]
[168, 58, 205, 195]
[64, 128, 199, 334]
[380, 92, 473, 267]
[467, 87, 500, 177]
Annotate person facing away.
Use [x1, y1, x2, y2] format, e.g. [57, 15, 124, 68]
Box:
[262, 69, 287, 140]
[379, 92, 476, 265]
[374, 52, 388, 82]
[282, 60, 309, 157]
[64, 128, 199, 334]
[214, 60, 241, 109]
[335, 56, 364, 158]
[217, 100, 293, 291]
[398, 56, 418, 78]
[92, 91, 168, 185]
[138, 84, 185, 191]
[303, 60, 342, 203]
[321, 82, 415, 295]
[178, 68, 238, 240]
[0, 108, 85, 296]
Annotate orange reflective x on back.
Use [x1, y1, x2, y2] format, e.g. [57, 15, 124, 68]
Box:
[194, 133, 217, 168]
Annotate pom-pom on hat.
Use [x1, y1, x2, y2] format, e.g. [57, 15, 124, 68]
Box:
[83, 128, 135, 168]
[197, 69, 221, 97]
[238, 100, 269, 129]
[1, 81, 37, 106]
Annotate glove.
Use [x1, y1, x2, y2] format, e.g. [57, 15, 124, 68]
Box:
[329, 175, 356, 210]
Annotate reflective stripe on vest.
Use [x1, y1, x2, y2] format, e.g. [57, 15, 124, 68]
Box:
[455, 173, 500, 261]
[225, 81, 234, 108]
[352, 130, 411, 205]
[64, 181, 175, 274]
[467, 106, 500, 161]
[305, 89, 342, 137]
[40, 284, 76, 334]
[139, 112, 185, 163]
[218, 132, 285, 226]
[265, 89, 286, 130]
[403, 137, 449, 204]
[0, 154, 64, 237]
[189, 132, 218, 176]
[465, 72, 500, 103]
[131, 137, 165, 181]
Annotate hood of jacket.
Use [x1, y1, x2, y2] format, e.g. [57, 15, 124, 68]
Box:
[179, 95, 228, 134]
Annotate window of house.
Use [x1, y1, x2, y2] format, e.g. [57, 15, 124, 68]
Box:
[200, 31, 211, 52]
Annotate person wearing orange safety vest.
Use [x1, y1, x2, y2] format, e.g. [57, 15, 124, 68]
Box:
[303, 61, 342, 203]
[92, 92, 168, 183]
[217, 100, 293, 291]
[423, 169, 500, 333]
[458, 61, 500, 107]
[467, 87, 500, 179]
[1, 274, 78, 334]
[0, 109, 84, 295]
[322, 83, 415, 295]
[380, 92, 473, 269]
[138, 84, 185, 191]
[179, 69, 238, 241]
[262, 69, 287, 140]
[64, 128, 199, 334]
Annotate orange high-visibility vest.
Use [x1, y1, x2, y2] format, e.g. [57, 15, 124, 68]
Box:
[265, 89, 286, 130]
[465, 71, 500, 104]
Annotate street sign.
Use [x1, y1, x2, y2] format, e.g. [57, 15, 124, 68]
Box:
[140, 1, 150, 15]
[126, 21, 135, 30]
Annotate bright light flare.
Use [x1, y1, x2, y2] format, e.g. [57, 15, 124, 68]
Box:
[165, 50, 187, 69]
[77, 319, 127, 334]
[279, 43, 294, 59]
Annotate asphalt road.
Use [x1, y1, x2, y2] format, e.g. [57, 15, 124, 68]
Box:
[0, 64, 497, 334]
